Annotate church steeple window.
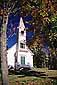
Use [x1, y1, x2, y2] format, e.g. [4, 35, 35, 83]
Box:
[20, 42, 25, 48]
[21, 31, 24, 35]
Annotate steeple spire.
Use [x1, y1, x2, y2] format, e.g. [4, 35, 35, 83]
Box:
[19, 17, 25, 31]
[18, 17, 26, 50]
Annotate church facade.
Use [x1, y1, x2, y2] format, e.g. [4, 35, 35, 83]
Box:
[7, 17, 33, 67]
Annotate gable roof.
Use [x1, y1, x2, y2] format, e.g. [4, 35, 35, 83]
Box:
[26, 46, 34, 55]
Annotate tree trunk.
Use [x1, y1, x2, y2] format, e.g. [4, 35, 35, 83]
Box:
[1, 15, 9, 85]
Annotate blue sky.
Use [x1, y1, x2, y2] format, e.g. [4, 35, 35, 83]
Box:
[7, 14, 34, 48]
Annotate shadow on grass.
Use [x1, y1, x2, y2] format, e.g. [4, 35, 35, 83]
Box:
[15, 70, 47, 77]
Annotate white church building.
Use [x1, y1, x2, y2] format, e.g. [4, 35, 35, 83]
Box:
[7, 17, 33, 67]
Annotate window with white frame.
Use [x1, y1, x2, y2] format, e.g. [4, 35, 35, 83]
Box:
[21, 56, 25, 65]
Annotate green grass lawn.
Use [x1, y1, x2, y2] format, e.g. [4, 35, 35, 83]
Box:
[8, 74, 57, 85]
[0, 74, 52, 85]
[32, 67, 57, 78]
[0, 68, 57, 85]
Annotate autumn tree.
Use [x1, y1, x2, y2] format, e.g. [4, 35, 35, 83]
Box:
[22, 0, 57, 69]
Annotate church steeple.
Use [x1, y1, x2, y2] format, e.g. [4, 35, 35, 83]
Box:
[18, 17, 26, 50]
[19, 17, 25, 31]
